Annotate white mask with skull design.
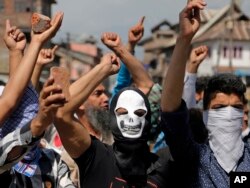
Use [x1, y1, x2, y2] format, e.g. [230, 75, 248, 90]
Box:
[114, 90, 147, 139]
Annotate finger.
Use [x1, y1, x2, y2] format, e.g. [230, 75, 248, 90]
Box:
[5, 20, 11, 33]
[101, 33, 106, 42]
[50, 11, 64, 31]
[52, 45, 59, 53]
[16, 32, 26, 41]
[48, 103, 66, 111]
[110, 53, 117, 62]
[43, 84, 63, 100]
[40, 77, 55, 99]
[13, 28, 22, 38]
[187, 1, 206, 11]
[46, 50, 52, 58]
[40, 49, 46, 56]
[44, 93, 66, 107]
[139, 16, 145, 26]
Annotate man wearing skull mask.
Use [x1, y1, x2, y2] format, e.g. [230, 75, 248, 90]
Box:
[53, 55, 169, 186]
[109, 87, 168, 187]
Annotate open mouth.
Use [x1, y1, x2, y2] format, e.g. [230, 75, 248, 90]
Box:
[120, 121, 142, 135]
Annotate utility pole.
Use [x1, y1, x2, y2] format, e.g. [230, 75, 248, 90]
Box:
[228, 0, 234, 73]
[66, 32, 71, 70]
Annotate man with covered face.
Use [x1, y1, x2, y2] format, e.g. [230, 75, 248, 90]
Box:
[161, 0, 250, 187]
[53, 55, 169, 186]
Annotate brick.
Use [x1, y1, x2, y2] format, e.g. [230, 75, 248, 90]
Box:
[31, 13, 51, 33]
[50, 66, 71, 101]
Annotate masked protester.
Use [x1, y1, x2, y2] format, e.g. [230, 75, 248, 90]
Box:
[64, 86, 171, 187]
[160, 1, 250, 187]
[110, 87, 157, 186]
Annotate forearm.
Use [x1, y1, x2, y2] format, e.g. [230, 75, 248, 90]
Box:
[54, 115, 91, 159]
[68, 64, 109, 113]
[8, 50, 23, 77]
[113, 45, 153, 95]
[0, 42, 41, 122]
[31, 64, 43, 90]
[3, 41, 41, 101]
[161, 37, 191, 112]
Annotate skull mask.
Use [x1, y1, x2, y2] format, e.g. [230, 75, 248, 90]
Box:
[114, 90, 147, 139]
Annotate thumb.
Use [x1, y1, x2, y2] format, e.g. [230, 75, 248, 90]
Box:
[52, 45, 59, 53]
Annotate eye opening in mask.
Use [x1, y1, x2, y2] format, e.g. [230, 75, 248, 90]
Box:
[134, 109, 147, 117]
[116, 107, 128, 115]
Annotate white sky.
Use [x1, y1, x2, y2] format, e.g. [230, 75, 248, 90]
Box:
[52, 0, 250, 57]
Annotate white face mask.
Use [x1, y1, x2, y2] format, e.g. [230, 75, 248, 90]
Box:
[203, 106, 244, 173]
[114, 90, 147, 139]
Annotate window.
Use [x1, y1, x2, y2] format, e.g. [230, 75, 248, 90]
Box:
[223, 46, 243, 59]
[0, 0, 4, 12]
[223, 46, 228, 58]
[233, 46, 243, 59]
[15, 0, 33, 12]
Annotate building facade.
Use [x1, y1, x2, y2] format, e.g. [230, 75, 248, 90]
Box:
[139, 3, 250, 86]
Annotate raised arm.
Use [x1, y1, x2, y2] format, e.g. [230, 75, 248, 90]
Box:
[161, 0, 206, 112]
[0, 12, 63, 125]
[183, 45, 208, 108]
[0, 77, 65, 173]
[3, 20, 26, 77]
[112, 17, 146, 97]
[31, 45, 58, 90]
[127, 16, 145, 53]
[54, 53, 120, 158]
[101, 31, 153, 95]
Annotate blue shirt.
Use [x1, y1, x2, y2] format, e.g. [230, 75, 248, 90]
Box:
[161, 100, 250, 188]
[0, 83, 39, 138]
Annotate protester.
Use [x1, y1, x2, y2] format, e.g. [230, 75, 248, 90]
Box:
[153, 45, 208, 153]
[161, 0, 250, 187]
[0, 75, 71, 186]
[0, 12, 77, 188]
[53, 50, 172, 187]
[102, 18, 162, 142]
[183, 45, 208, 109]
[75, 83, 113, 144]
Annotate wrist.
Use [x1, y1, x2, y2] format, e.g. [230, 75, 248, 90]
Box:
[30, 115, 50, 137]
[187, 67, 198, 74]
[113, 45, 127, 57]
[95, 63, 110, 78]
[30, 38, 44, 47]
[176, 35, 192, 45]
[126, 43, 135, 53]
[9, 50, 23, 56]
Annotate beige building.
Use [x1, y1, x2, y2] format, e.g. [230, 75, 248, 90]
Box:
[139, 2, 250, 85]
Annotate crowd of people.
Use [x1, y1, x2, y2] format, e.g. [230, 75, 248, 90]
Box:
[0, 0, 250, 187]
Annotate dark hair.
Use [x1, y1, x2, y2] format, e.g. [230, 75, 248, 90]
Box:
[195, 76, 210, 93]
[203, 73, 246, 110]
[0, 80, 6, 86]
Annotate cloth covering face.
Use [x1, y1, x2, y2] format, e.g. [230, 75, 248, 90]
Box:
[110, 87, 152, 187]
[203, 106, 244, 173]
